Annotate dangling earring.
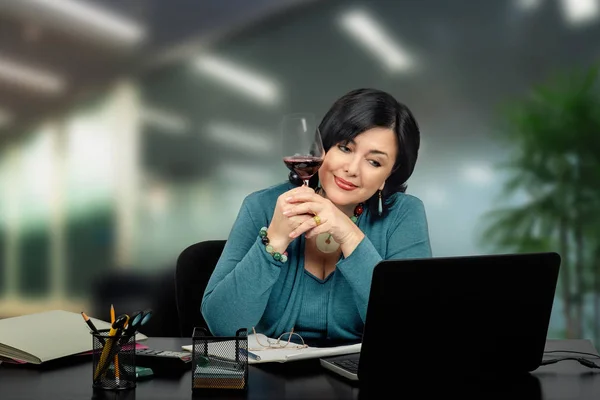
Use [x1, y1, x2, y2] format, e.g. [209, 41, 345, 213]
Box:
[378, 190, 383, 216]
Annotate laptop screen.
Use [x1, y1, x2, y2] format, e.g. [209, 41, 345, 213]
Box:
[356, 252, 560, 383]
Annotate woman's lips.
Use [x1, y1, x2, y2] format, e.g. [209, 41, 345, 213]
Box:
[334, 176, 358, 191]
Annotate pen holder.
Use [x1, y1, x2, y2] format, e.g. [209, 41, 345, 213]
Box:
[91, 329, 136, 391]
[191, 327, 248, 394]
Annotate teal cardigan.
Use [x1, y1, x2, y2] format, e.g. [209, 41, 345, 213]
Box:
[201, 181, 432, 340]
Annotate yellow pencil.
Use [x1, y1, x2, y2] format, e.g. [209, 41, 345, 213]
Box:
[110, 304, 117, 381]
[94, 314, 128, 381]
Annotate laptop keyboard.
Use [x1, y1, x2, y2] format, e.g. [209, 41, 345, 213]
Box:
[332, 358, 359, 374]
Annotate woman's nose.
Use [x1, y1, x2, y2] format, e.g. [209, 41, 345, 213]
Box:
[344, 156, 360, 176]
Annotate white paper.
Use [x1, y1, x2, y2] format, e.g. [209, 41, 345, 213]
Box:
[182, 334, 361, 364]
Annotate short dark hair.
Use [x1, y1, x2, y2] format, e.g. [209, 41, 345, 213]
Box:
[288, 88, 421, 217]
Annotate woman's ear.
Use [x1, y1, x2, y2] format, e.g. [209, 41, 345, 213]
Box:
[379, 183, 385, 191]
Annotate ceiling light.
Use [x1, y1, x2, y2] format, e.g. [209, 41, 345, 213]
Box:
[339, 9, 414, 72]
[194, 54, 280, 105]
[0, 55, 65, 95]
[559, 0, 599, 26]
[206, 121, 273, 154]
[141, 106, 190, 134]
[0, 0, 146, 46]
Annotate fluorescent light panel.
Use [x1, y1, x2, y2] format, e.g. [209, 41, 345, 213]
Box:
[0, 55, 65, 95]
[194, 54, 279, 105]
[560, 0, 599, 25]
[339, 9, 414, 72]
[206, 121, 273, 154]
[13, 0, 146, 45]
[141, 106, 190, 134]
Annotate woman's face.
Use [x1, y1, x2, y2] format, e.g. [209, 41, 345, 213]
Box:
[318, 127, 398, 210]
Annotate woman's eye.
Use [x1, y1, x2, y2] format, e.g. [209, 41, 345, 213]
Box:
[369, 160, 381, 167]
[338, 144, 350, 152]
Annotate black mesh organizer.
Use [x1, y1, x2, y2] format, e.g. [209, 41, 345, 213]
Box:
[191, 327, 248, 393]
[91, 329, 136, 390]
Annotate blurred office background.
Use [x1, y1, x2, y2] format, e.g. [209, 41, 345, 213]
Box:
[0, 0, 599, 342]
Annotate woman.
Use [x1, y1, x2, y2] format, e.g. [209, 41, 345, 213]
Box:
[201, 88, 432, 341]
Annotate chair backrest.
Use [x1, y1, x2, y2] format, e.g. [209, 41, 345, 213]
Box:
[175, 239, 226, 338]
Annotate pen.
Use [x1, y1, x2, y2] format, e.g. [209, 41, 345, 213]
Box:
[113, 327, 123, 384]
[110, 304, 115, 324]
[118, 309, 153, 347]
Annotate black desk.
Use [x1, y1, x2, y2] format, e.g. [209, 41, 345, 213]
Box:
[1, 338, 599, 399]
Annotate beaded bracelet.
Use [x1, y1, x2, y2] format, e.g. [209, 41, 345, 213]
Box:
[259, 227, 288, 263]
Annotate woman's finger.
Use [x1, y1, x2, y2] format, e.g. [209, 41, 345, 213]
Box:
[289, 214, 323, 238]
[285, 191, 321, 204]
[284, 185, 314, 197]
[282, 202, 321, 217]
[305, 224, 327, 239]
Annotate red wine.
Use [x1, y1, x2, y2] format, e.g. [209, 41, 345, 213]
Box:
[283, 156, 323, 180]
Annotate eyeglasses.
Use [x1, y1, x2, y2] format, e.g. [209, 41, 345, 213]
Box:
[250, 327, 308, 351]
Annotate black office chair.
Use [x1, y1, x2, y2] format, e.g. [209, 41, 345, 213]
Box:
[175, 240, 226, 338]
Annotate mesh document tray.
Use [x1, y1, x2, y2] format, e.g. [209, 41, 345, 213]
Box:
[191, 327, 248, 393]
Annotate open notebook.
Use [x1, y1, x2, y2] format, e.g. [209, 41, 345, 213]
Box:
[182, 333, 361, 364]
[0, 309, 147, 364]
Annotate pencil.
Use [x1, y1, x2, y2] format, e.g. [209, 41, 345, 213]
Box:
[81, 312, 99, 334]
[81, 311, 105, 346]
[94, 314, 129, 381]
[110, 305, 118, 383]
[94, 326, 119, 380]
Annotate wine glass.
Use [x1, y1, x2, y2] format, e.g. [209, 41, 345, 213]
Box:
[281, 113, 325, 186]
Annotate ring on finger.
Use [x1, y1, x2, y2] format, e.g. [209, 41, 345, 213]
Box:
[313, 215, 321, 226]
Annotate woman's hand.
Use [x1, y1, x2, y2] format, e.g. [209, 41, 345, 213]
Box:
[283, 191, 364, 251]
[267, 185, 316, 253]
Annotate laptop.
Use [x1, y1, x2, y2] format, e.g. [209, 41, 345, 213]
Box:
[320, 252, 561, 384]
